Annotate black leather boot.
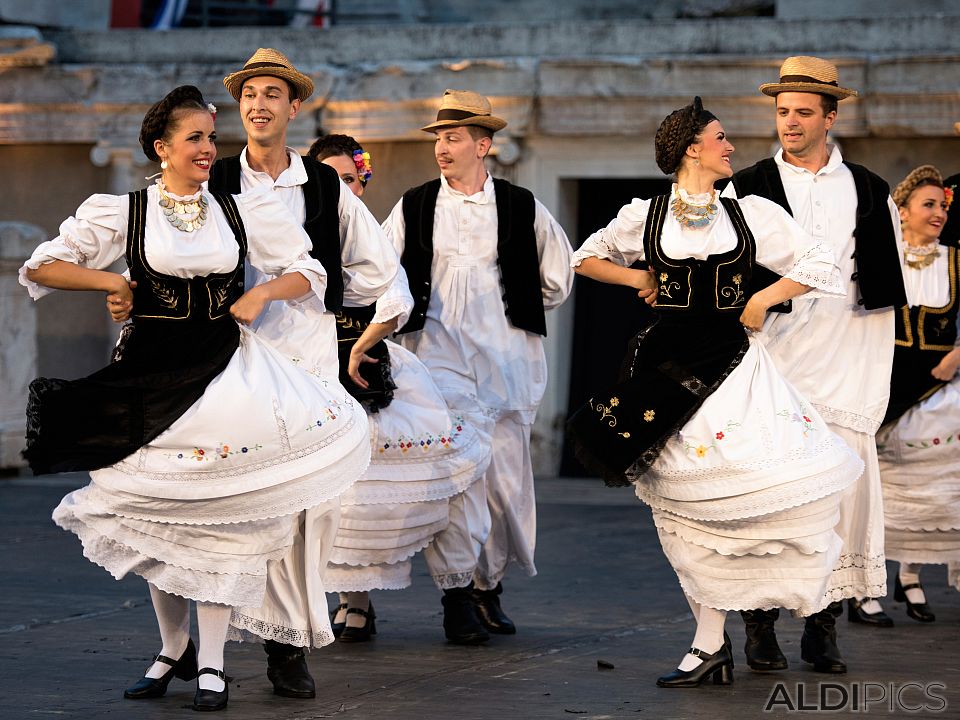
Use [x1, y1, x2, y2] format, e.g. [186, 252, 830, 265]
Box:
[441, 584, 490, 645]
[740, 608, 787, 671]
[471, 582, 517, 635]
[801, 604, 847, 674]
[264, 640, 316, 698]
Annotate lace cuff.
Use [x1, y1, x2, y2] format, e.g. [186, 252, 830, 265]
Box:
[371, 296, 411, 327]
[571, 234, 621, 269]
[279, 253, 326, 309]
[784, 242, 845, 299]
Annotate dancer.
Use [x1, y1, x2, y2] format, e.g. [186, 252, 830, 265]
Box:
[723, 56, 906, 672]
[208, 49, 398, 697]
[384, 89, 573, 643]
[568, 97, 863, 687]
[872, 165, 960, 623]
[20, 86, 370, 712]
[308, 134, 490, 642]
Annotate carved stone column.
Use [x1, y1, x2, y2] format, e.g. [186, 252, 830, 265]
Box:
[0, 222, 44, 470]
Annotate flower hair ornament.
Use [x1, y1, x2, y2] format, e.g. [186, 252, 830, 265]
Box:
[207, 102, 217, 121]
[945, 186, 955, 211]
[353, 148, 372, 186]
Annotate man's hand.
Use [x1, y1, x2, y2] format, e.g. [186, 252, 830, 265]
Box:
[932, 350, 960, 381]
[632, 268, 659, 307]
[105, 277, 136, 323]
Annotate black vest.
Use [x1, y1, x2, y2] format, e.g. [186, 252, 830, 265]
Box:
[642, 194, 758, 317]
[126, 188, 246, 322]
[731, 156, 907, 310]
[895, 246, 960, 350]
[941, 173, 960, 248]
[209, 154, 344, 312]
[397, 177, 547, 336]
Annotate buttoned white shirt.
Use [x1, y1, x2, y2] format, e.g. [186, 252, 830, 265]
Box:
[724, 146, 903, 434]
[383, 174, 573, 419]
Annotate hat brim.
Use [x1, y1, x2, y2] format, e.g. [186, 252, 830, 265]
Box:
[223, 67, 315, 102]
[955, 121, 960, 135]
[759, 81, 858, 100]
[421, 115, 507, 133]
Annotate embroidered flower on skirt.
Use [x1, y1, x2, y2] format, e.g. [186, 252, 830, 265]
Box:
[378, 417, 465, 455]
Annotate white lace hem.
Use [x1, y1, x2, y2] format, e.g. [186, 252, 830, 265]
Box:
[227, 612, 334, 649]
[815, 404, 881, 435]
[432, 571, 476, 590]
[324, 560, 413, 592]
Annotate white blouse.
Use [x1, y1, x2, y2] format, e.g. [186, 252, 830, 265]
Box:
[572, 186, 844, 299]
[903, 248, 951, 309]
[20, 184, 326, 304]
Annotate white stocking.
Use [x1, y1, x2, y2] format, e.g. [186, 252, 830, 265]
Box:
[145, 584, 190, 679]
[196, 603, 230, 692]
[344, 591, 370, 629]
[899, 563, 927, 604]
[683, 591, 701, 623]
[678, 606, 726, 671]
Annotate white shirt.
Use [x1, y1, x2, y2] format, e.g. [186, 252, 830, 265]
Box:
[383, 174, 573, 419]
[722, 146, 903, 434]
[238, 147, 398, 375]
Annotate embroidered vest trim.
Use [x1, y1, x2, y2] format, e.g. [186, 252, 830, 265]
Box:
[895, 246, 960, 351]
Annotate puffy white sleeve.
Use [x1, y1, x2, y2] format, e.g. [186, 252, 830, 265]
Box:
[571, 197, 650, 269]
[382, 199, 406, 256]
[738, 195, 845, 298]
[338, 180, 399, 307]
[371, 264, 414, 327]
[534, 199, 573, 310]
[235, 187, 327, 306]
[19, 193, 128, 300]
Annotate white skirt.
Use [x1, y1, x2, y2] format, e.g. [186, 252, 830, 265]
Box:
[635, 339, 864, 615]
[326, 341, 491, 592]
[53, 326, 370, 608]
[877, 377, 960, 591]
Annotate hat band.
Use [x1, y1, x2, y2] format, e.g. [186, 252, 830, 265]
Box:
[436, 109, 487, 122]
[242, 61, 292, 71]
[779, 74, 839, 87]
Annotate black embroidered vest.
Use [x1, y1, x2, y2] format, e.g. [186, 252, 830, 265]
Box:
[895, 246, 960, 350]
[208, 154, 343, 312]
[731, 156, 907, 310]
[642, 195, 757, 317]
[125, 189, 246, 322]
[397, 177, 546, 336]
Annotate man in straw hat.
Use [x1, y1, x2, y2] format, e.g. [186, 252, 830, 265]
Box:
[383, 89, 573, 644]
[723, 56, 906, 674]
[208, 48, 399, 698]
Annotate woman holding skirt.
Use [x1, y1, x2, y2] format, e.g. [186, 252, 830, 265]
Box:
[871, 165, 960, 623]
[568, 97, 863, 687]
[20, 86, 371, 711]
[308, 135, 491, 642]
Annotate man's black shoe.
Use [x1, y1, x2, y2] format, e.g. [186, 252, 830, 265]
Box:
[441, 584, 490, 645]
[264, 640, 316, 698]
[741, 608, 788, 671]
[801, 606, 847, 674]
[472, 582, 517, 635]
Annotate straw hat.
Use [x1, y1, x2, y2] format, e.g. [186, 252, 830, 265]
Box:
[420, 89, 507, 133]
[759, 56, 858, 100]
[223, 48, 314, 102]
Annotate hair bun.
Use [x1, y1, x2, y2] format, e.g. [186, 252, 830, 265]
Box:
[893, 164, 944, 208]
[139, 85, 208, 163]
[654, 96, 717, 175]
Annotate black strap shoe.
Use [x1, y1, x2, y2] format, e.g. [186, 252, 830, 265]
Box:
[847, 597, 894, 627]
[329, 602, 348, 638]
[192, 667, 228, 712]
[441, 584, 490, 645]
[656, 644, 734, 688]
[801, 608, 847, 673]
[472, 583, 517, 635]
[339, 603, 377, 643]
[740, 608, 787, 671]
[264, 640, 316, 699]
[895, 575, 936, 622]
[124, 637, 198, 699]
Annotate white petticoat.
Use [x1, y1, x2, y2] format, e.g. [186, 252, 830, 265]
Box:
[53, 326, 371, 609]
[877, 377, 960, 591]
[326, 341, 491, 592]
[634, 338, 864, 615]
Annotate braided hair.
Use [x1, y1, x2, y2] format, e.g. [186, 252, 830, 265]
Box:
[654, 96, 718, 175]
[893, 164, 944, 208]
[139, 85, 209, 163]
[309, 133, 372, 186]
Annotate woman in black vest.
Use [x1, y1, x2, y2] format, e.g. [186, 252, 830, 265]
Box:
[308, 134, 491, 642]
[20, 86, 372, 711]
[873, 165, 960, 624]
[568, 97, 863, 687]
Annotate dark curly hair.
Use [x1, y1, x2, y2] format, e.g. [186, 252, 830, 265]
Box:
[139, 85, 209, 163]
[654, 96, 718, 175]
[308, 133, 371, 186]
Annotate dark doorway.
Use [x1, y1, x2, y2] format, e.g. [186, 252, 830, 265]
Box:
[559, 177, 672, 477]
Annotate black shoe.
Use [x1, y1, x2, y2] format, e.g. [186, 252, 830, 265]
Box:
[264, 640, 316, 699]
[124, 637, 198, 699]
[847, 598, 894, 627]
[472, 583, 517, 635]
[330, 602, 348, 638]
[723, 630, 734, 670]
[339, 603, 377, 643]
[192, 667, 228, 712]
[895, 575, 936, 623]
[801, 608, 847, 673]
[740, 608, 787, 672]
[656, 644, 734, 688]
[441, 584, 490, 645]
